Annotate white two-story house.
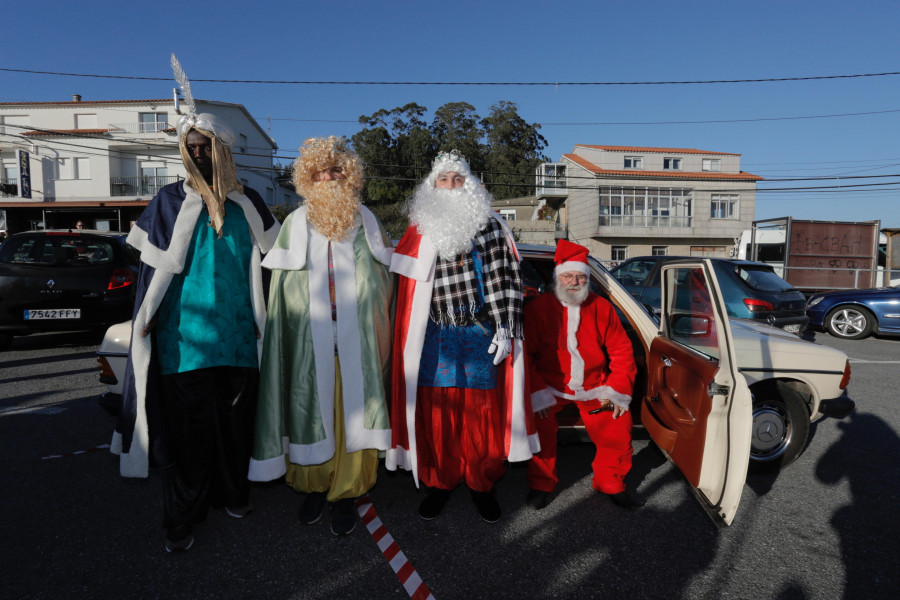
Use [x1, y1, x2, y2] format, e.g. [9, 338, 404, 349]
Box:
[535, 144, 763, 263]
[0, 95, 298, 233]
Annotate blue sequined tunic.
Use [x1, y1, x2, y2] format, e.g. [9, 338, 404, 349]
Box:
[417, 248, 497, 389]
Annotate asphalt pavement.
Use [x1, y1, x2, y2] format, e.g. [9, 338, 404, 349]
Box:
[1, 329, 898, 600]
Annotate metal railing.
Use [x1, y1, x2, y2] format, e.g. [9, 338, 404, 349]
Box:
[1, 178, 18, 197]
[110, 175, 181, 196]
[107, 122, 173, 135]
[598, 215, 693, 228]
[775, 264, 900, 291]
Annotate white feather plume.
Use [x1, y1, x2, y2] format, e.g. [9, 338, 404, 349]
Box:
[170, 53, 196, 116]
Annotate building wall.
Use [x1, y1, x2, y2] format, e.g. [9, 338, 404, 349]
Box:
[551, 150, 756, 261]
[0, 99, 289, 204]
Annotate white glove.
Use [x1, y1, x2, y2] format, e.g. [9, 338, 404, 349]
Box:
[488, 332, 511, 365]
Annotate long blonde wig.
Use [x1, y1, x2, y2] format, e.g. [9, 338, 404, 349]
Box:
[179, 128, 243, 237]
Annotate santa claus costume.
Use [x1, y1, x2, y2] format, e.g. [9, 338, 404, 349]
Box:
[524, 240, 638, 505]
[386, 151, 538, 522]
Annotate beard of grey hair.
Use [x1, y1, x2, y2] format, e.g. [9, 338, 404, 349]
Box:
[306, 180, 361, 242]
[410, 186, 492, 258]
[554, 277, 589, 306]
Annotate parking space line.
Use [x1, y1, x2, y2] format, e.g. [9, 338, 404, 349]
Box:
[356, 495, 435, 600]
[41, 443, 110, 460]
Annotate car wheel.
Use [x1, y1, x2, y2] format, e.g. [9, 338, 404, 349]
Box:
[748, 382, 810, 472]
[825, 306, 874, 340]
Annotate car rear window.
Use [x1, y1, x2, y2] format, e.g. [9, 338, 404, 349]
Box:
[735, 265, 794, 292]
[0, 236, 116, 266]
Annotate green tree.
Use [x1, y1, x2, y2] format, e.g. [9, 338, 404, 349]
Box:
[481, 101, 549, 200]
[430, 102, 485, 173]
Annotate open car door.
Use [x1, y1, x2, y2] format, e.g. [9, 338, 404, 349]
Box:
[640, 260, 753, 526]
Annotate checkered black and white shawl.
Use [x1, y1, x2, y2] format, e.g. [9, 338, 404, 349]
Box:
[429, 217, 524, 339]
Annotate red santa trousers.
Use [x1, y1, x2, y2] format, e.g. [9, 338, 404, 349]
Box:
[526, 397, 633, 495]
[414, 386, 506, 492]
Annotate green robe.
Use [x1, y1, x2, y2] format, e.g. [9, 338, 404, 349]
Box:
[249, 206, 394, 480]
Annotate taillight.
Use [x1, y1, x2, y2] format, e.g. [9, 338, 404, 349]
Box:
[97, 356, 118, 384]
[108, 268, 135, 290]
[839, 359, 851, 390]
[744, 298, 774, 312]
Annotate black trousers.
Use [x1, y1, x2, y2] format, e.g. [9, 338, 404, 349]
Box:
[160, 366, 259, 536]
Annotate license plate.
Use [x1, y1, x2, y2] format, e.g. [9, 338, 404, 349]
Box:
[24, 309, 81, 320]
[783, 324, 801, 333]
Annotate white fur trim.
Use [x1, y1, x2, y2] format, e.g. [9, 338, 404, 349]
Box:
[530, 387, 558, 413]
[506, 339, 538, 461]
[248, 439, 289, 481]
[554, 261, 590, 276]
[359, 205, 394, 266]
[546, 384, 632, 409]
[400, 271, 436, 487]
[262, 206, 309, 270]
[390, 235, 436, 281]
[126, 187, 203, 274]
[565, 304, 586, 392]
[227, 189, 280, 253]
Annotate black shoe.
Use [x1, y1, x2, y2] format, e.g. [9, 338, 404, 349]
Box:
[526, 489, 552, 510]
[608, 490, 644, 510]
[298, 492, 327, 524]
[331, 498, 357, 536]
[471, 489, 501, 523]
[418, 488, 452, 520]
[164, 525, 194, 553]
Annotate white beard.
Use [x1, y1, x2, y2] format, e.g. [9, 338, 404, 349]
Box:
[554, 278, 589, 306]
[410, 186, 492, 258]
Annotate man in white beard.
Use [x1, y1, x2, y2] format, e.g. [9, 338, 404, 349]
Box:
[387, 151, 538, 524]
[249, 137, 394, 536]
[523, 240, 642, 511]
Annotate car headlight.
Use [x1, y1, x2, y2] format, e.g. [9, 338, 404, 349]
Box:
[807, 297, 823, 309]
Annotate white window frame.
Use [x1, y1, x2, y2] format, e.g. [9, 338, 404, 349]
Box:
[499, 208, 517, 221]
[611, 246, 628, 261]
[710, 194, 739, 219]
[663, 157, 682, 170]
[702, 158, 722, 172]
[138, 112, 168, 133]
[652, 246, 668, 256]
[74, 113, 98, 129]
[624, 156, 643, 169]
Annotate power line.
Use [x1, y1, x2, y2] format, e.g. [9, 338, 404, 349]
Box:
[3, 66, 900, 86]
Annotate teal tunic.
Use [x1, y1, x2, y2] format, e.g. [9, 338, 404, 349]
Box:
[156, 202, 257, 375]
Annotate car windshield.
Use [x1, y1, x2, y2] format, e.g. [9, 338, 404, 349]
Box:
[0, 236, 115, 266]
[735, 265, 794, 292]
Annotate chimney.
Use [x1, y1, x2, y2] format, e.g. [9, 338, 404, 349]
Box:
[72, 94, 82, 102]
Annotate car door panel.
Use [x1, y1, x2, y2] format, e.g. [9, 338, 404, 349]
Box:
[643, 260, 753, 526]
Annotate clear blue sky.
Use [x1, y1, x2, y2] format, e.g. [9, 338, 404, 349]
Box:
[4, 0, 899, 226]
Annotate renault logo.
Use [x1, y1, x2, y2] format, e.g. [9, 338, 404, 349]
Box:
[46, 279, 56, 289]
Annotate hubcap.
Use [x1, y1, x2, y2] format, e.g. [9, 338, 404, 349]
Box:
[832, 309, 865, 336]
[752, 406, 789, 459]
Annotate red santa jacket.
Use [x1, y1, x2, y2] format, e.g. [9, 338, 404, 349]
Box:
[524, 291, 637, 411]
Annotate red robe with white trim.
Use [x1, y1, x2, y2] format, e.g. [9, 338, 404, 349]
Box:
[525, 291, 636, 409]
[386, 221, 539, 486]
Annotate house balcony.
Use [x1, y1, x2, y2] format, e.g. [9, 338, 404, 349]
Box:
[110, 175, 181, 197]
[598, 215, 693, 228]
[107, 122, 175, 135]
[536, 180, 568, 198]
[1, 178, 18, 197]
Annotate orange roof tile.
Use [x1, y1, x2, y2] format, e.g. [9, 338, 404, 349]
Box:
[576, 144, 741, 157]
[23, 128, 109, 136]
[563, 153, 763, 181]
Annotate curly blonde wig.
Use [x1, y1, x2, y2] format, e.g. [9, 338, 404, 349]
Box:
[292, 136, 364, 199]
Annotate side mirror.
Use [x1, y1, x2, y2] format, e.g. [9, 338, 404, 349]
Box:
[671, 314, 712, 336]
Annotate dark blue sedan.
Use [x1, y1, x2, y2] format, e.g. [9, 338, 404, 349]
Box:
[806, 284, 900, 339]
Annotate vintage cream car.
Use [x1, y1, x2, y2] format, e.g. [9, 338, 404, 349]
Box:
[97, 245, 854, 525]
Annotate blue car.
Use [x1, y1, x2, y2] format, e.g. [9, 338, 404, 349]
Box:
[806, 284, 900, 339]
[610, 256, 809, 333]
